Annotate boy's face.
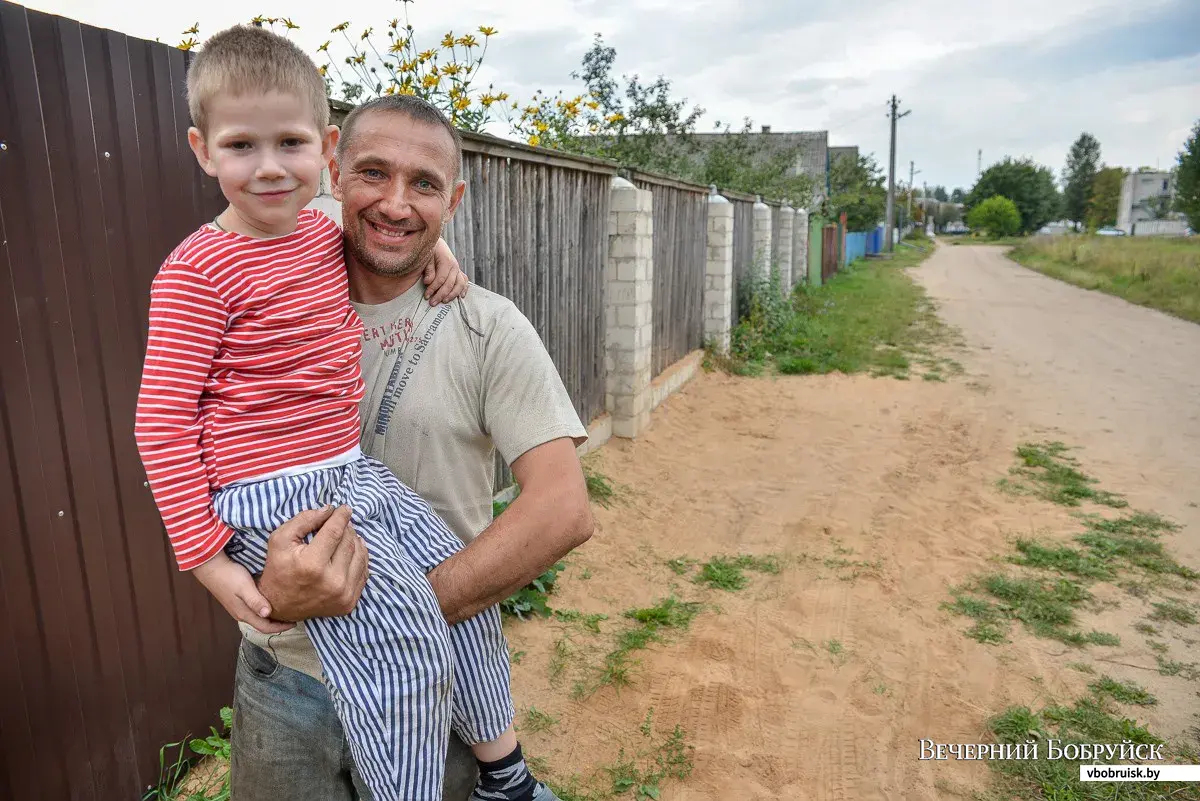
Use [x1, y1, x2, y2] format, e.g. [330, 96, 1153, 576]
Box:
[188, 90, 336, 237]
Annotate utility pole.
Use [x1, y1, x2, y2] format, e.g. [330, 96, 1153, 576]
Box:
[977, 148, 982, 178]
[885, 95, 910, 253]
[907, 161, 921, 229]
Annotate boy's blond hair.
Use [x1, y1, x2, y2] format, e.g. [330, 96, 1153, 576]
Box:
[186, 25, 329, 134]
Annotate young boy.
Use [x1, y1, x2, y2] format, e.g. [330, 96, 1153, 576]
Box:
[135, 25, 553, 801]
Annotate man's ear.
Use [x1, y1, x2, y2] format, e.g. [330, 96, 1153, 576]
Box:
[187, 128, 217, 177]
[445, 180, 466, 221]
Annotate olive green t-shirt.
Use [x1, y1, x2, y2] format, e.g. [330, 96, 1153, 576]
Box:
[241, 281, 587, 678]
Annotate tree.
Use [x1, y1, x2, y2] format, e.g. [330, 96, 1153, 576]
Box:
[694, 119, 815, 208]
[934, 202, 962, 230]
[1086, 167, 1124, 229]
[1062, 133, 1101, 225]
[967, 196, 1021, 238]
[1177, 119, 1200, 229]
[825, 153, 886, 231]
[966, 158, 1060, 234]
[950, 187, 966, 204]
[932, 186, 949, 202]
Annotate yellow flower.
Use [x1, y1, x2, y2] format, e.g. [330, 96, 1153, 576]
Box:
[400, 84, 416, 95]
[422, 73, 440, 89]
[528, 135, 541, 147]
[318, 40, 331, 53]
[389, 17, 400, 29]
[535, 121, 549, 133]
[448, 85, 465, 99]
[361, 27, 373, 40]
[454, 97, 470, 111]
[282, 18, 299, 30]
[478, 26, 498, 36]
[605, 112, 625, 124]
[389, 41, 405, 54]
[480, 95, 495, 108]
[441, 63, 462, 77]
[511, 101, 519, 110]
[441, 33, 456, 48]
[400, 59, 418, 73]
[177, 37, 198, 51]
[524, 105, 538, 116]
[418, 49, 437, 63]
[586, 100, 600, 110]
[385, 85, 397, 96]
[331, 21, 350, 33]
[456, 35, 478, 48]
[183, 22, 199, 35]
[318, 65, 328, 76]
[497, 92, 510, 101]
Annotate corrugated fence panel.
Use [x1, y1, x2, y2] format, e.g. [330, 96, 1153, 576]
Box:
[728, 198, 755, 329]
[845, 232, 867, 266]
[0, 4, 235, 800]
[629, 176, 707, 377]
[444, 152, 611, 489]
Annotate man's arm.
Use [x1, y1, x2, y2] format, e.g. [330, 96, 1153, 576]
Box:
[426, 437, 593, 625]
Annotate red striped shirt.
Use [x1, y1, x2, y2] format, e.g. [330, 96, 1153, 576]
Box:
[135, 210, 365, 570]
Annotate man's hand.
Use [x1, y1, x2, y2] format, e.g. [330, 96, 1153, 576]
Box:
[192, 550, 293, 635]
[423, 237, 469, 305]
[257, 505, 369, 622]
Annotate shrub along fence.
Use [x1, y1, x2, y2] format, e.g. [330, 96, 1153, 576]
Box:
[1, 4, 818, 799]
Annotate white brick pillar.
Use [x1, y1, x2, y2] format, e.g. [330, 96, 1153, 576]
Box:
[775, 204, 794, 290]
[793, 208, 809, 287]
[605, 177, 654, 439]
[704, 186, 734, 352]
[752, 195, 772, 275]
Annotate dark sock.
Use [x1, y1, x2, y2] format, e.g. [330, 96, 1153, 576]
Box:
[475, 742, 537, 801]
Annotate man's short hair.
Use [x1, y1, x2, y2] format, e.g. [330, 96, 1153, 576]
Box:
[186, 25, 329, 134]
[336, 95, 463, 181]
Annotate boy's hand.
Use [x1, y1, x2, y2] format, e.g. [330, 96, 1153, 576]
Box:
[192, 550, 293, 635]
[257, 505, 369, 622]
[424, 237, 469, 306]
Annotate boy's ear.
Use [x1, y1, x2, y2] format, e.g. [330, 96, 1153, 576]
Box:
[187, 128, 217, 177]
[322, 125, 340, 167]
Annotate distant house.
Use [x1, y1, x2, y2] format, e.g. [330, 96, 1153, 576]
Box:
[1117, 169, 1188, 235]
[675, 127, 859, 203]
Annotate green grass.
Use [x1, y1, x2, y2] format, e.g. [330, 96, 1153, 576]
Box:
[980, 695, 1200, 801]
[1149, 598, 1197, 626]
[694, 554, 781, 591]
[1089, 676, 1157, 706]
[604, 718, 695, 800]
[711, 239, 951, 380]
[944, 574, 1119, 647]
[522, 705, 560, 733]
[1009, 235, 1200, 324]
[1009, 538, 1114, 580]
[142, 708, 233, 801]
[999, 442, 1127, 508]
[583, 459, 619, 508]
[554, 608, 610, 634]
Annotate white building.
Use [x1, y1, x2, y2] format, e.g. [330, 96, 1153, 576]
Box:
[1117, 170, 1188, 236]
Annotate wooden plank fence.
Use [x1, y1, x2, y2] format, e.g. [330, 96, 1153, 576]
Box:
[724, 189, 757, 331]
[625, 169, 708, 377]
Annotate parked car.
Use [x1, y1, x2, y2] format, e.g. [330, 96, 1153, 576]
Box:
[1095, 227, 1126, 236]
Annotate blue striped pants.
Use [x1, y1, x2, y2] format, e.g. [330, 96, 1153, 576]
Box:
[214, 456, 514, 801]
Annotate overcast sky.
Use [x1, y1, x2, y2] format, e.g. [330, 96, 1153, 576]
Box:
[22, 0, 1200, 192]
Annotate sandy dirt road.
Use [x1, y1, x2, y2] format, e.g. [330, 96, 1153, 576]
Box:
[916, 244, 1200, 563]
[504, 244, 1200, 800]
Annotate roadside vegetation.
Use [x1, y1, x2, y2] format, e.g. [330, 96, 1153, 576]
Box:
[942, 441, 1200, 801]
[1008, 236, 1200, 324]
[707, 233, 960, 381]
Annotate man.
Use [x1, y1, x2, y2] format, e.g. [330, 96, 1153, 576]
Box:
[229, 95, 594, 800]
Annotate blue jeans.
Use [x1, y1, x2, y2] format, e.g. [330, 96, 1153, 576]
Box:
[230, 638, 479, 800]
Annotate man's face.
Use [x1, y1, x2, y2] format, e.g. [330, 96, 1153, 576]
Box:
[331, 112, 464, 280]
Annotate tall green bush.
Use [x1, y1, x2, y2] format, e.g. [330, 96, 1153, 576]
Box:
[967, 196, 1022, 238]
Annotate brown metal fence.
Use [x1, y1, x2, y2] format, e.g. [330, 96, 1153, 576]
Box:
[725, 190, 756, 329]
[626, 169, 708, 377]
[822, 224, 839, 281]
[0, 4, 235, 800]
